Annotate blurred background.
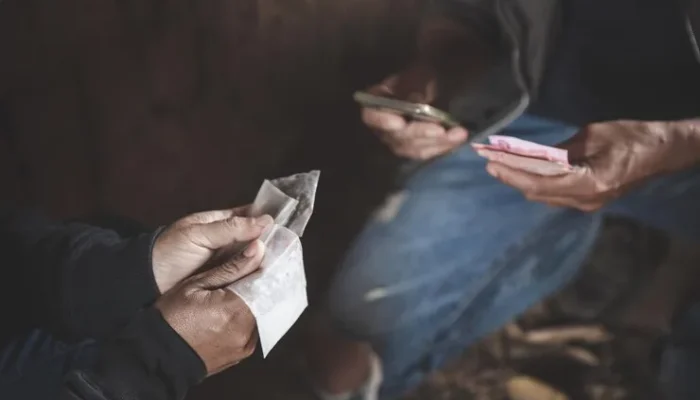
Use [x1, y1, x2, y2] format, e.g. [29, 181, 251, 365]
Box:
[0, 0, 694, 399]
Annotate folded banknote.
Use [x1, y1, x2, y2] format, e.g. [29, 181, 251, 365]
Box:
[474, 136, 574, 176]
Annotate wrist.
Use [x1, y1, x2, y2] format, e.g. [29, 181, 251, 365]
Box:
[79, 309, 205, 400]
[661, 119, 700, 172]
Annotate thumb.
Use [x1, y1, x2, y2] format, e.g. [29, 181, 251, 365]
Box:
[195, 240, 266, 289]
[187, 214, 273, 250]
[552, 128, 591, 164]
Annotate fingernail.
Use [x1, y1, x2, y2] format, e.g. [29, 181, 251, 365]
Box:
[255, 215, 273, 227]
[244, 240, 261, 257]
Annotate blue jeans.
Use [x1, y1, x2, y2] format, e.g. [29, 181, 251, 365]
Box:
[326, 114, 700, 399]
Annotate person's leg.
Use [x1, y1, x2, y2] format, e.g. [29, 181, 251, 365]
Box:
[594, 152, 700, 397]
[658, 303, 700, 400]
[603, 165, 700, 240]
[308, 114, 602, 399]
[0, 329, 97, 397]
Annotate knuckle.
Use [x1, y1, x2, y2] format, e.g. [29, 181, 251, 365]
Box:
[231, 303, 255, 325]
[182, 223, 198, 238]
[220, 258, 245, 275]
[381, 131, 399, 144]
[364, 111, 397, 131]
[244, 343, 257, 357]
[233, 331, 252, 348]
[492, 151, 506, 162]
[226, 300, 253, 322]
[181, 225, 203, 244]
[227, 216, 249, 230]
[209, 308, 231, 330]
[591, 178, 611, 194]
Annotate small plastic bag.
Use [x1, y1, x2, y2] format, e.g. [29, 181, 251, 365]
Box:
[228, 170, 319, 357]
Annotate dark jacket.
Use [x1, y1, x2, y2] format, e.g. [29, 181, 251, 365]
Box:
[0, 210, 205, 400]
[434, 0, 700, 139]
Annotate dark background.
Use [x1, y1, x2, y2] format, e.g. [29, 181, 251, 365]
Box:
[0, 1, 690, 399]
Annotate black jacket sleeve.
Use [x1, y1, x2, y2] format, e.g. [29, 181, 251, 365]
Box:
[61, 308, 206, 400]
[0, 208, 162, 340]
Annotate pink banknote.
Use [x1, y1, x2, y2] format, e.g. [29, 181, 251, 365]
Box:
[487, 135, 569, 163]
[473, 135, 573, 176]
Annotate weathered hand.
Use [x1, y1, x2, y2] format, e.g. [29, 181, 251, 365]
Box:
[480, 120, 686, 211]
[360, 17, 492, 160]
[156, 240, 265, 375]
[361, 69, 469, 160]
[152, 206, 273, 293]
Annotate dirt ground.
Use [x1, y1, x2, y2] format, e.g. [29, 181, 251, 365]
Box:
[1, 1, 698, 399]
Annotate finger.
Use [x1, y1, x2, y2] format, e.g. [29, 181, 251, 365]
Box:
[446, 126, 469, 142]
[395, 141, 462, 160]
[397, 126, 468, 147]
[178, 205, 252, 226]
[187, 215, 274, 250]
[392, 123, 467, 142]
[475, 148, 573, 176]
[195, 240, 266, 288]
[553, 127, 593, 162]
[362, 108, 407, 132]
[522, 194, 602, 211]
[383, 135, 447, 151]
[486, 161, 592, 198]
[242, 332, 258, 357]
[389, 127, 468, 159]
[398, 121, 446, 140]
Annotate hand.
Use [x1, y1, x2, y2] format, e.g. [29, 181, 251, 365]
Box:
[152, 206, 273, 293]
[480, 120, 681, 211]
[156, 239, 265, 375]
[361, 17, 490, 160]
[361, 69, 469, 160]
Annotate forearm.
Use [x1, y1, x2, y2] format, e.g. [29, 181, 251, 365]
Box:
[0, 209, 161, 339]
[658, 119, 700, 173]
[60, 308, 205, 400]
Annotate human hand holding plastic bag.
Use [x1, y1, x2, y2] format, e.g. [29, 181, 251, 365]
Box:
[228, 170, 320, 356]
